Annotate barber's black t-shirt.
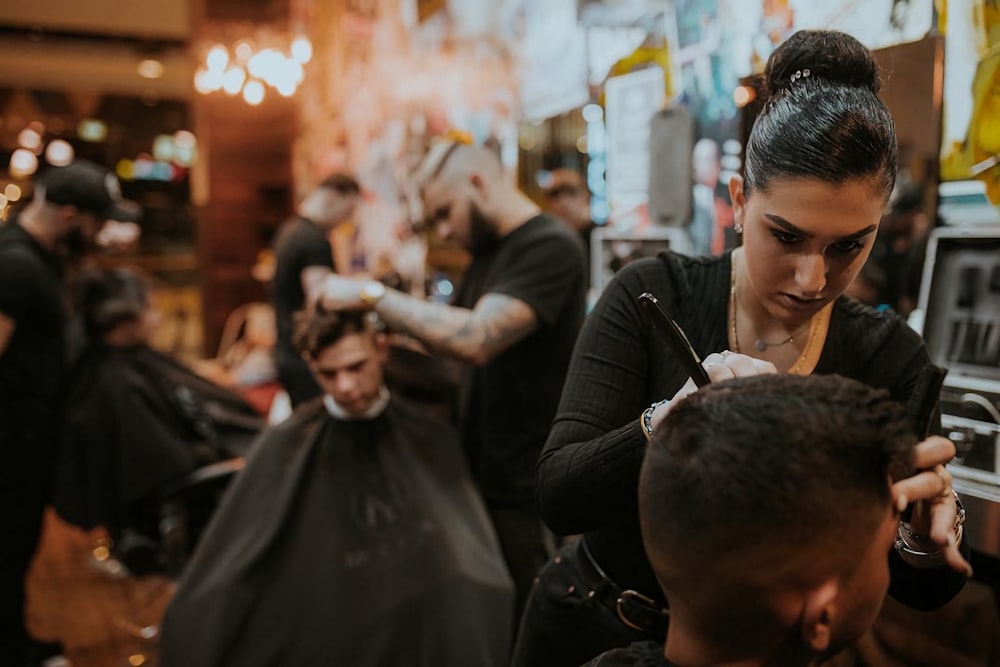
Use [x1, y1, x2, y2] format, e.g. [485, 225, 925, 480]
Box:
[0, 218, 66, 456]
[453, 214, 586, 506]
[272, 216, 334, 354]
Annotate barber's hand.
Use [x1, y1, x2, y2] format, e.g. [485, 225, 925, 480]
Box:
[893, 436, 972, 576]
[318, 274, 366, 310]
[650, 351, 777, 431]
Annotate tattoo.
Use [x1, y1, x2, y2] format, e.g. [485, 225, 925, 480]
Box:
[378, 292, 537, 365]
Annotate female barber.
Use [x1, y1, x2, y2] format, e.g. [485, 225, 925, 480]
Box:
[514, 29, 970, 666]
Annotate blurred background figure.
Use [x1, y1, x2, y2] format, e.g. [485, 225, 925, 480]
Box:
[689, 137, 734, 257]
[271, 173, 361, 408]
[868, 180, 934, 317]
[543, 168, 596, 273]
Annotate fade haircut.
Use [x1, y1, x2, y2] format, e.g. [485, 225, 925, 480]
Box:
[639, 374, 914, 640]
[292, 305, 371, 360]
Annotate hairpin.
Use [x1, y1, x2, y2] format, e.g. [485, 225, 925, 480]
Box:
[789, 68, 811, 83]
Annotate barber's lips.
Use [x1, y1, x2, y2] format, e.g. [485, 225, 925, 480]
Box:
[777, 293, 825, 314]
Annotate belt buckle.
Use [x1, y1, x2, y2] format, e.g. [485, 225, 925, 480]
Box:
[615, 589, 666, 632]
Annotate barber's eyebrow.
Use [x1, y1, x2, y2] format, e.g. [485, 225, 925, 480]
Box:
[764, 214, 877, 241]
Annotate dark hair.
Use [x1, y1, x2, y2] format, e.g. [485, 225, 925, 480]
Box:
[639, 374, 913, 631]
[292, 306, 371, 359]
[75, 268, 149, 340]
[317, 173, 361, 196]
[745, 30, 897, 197]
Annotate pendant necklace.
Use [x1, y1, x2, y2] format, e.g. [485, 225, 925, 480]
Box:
[729, 255, 820, 374]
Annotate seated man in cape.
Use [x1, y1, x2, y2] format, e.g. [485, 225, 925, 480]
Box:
[160, 306, 513, 667]
[585, 374, 968, 667]
[53, 268, 263, 553]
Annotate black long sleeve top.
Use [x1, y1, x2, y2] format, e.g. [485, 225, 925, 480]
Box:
[537, 250, 964, 608]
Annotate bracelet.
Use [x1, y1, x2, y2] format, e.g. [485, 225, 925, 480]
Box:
[893, 489, 966, 568]
[640, 399, 670, 442]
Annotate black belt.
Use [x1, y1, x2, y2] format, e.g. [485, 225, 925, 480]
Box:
[576, 538, 670, 640]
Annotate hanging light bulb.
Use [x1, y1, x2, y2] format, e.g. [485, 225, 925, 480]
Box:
[243, 80, 265, 105]
[45, 140, 75, 166]
[291, 36, 313, 64]
[206, 45, 229, 72]
[222, 67, 247, 95]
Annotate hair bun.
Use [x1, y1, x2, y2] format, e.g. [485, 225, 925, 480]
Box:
[763, 30, 881, 99]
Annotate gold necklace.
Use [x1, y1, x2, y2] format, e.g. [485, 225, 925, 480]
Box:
[729, 254, 821, 375]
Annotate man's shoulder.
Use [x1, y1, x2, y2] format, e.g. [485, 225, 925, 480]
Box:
[582, 641, 671, 667]
[274, 216, 324, 247]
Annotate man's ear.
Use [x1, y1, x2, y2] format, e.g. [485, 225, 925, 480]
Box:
[800, 579, 838, 653]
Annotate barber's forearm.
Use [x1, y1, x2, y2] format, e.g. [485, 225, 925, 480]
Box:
[376, 290, 490, 365]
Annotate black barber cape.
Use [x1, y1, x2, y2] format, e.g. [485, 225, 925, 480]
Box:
[160, 398, 514, 667]
[53, 344, 263, 532]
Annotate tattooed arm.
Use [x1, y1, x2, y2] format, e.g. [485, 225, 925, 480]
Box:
[376, 290, 537, 366]
[320, 273, 537, 366]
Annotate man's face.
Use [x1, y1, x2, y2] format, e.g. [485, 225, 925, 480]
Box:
[313, 188, 359, 227]
[61, 209, 104, 257]
[423, 178, 499, 255]
[306, 330, 387, 417]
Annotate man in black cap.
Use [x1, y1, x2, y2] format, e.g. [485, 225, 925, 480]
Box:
[0, 159, 139, 666]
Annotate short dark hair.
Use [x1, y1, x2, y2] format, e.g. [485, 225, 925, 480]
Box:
[744, 30, 897, 198]
[74, 268, 149, 339]
[292, 305, 371, 359]
[316, 173, 360, 196]
[639, 374, 914, 635]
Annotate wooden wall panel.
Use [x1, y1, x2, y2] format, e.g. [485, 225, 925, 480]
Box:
[194, 92, 295, 354]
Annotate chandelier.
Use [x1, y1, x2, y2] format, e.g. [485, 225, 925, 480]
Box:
[194, 32, 313, 106]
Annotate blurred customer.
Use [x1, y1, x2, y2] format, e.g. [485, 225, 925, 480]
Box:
[53, 268, 262, 545]
[272, 173, 361, 407]
[320, 141, 588, 626]
[161, 307, 513, 667]
[585, 374, 917, 667]
[0, 160, 137, 666]
[544, 168, 596, 276]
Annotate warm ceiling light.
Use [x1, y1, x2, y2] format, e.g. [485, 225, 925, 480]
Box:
[194, 68, 224, 93]
[174, 130, 197, 150]
[222, 67, 247, 95]
[243, 80, 265, 105]
[137, 59, 164, 79]
[4, 184, 22, 202]
[45, 140, 75, 166]
[17, 128, 42, 151]
[10, 149, 39, 177]
[206, 45, 229, 72]
[78, 119, 108, 142]
[733, 85, 755, 108]
[235, 40, 254, 63]
[291, 36, 312, 64]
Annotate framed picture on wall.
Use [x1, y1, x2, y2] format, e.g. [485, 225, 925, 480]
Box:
[590, 226, 691, 294]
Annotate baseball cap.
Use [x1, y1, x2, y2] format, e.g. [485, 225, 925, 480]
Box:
[36, 159, 141, 222]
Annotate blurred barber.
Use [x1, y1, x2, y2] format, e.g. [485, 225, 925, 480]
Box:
[0, 159, 138, 666]
[272, 173, 361, 407]
[319, 141, 588, 627]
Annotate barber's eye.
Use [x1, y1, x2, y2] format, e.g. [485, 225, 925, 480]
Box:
[831, 240, 865, 254]
[771, 230, 801, 245]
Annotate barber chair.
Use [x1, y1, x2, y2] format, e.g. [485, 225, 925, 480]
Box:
[88, 457, 245, 662]
[108, 457, 246, 578]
